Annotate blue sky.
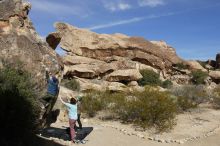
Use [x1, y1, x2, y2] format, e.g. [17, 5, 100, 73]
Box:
[27, 0, 220, 60]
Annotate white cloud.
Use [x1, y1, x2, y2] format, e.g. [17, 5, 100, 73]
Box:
[88, 12, 175, 30]
[103, 1, 132, 12]
[88, 17, 145, 30]
[28, 0, 90, 17]
[118, 3, 132, 10]
[138, 0, 165, 7]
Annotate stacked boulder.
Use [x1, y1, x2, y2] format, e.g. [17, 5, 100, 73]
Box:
[47, 23, 184, 91]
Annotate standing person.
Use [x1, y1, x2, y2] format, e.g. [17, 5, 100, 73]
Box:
[75, 95, 83, 130]
[59, 96, 78, 143]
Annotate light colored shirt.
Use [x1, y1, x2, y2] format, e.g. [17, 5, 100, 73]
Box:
[63, 103, 77, 120]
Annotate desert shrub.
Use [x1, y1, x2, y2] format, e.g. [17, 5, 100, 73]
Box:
[171, 85, 209, 111]
[81, 90, 104, 117]
[176, 96, 197, 112]
[138, 69, 161, 86]
[61, 78, 80, 91]
[212, 86, 220, 109]
[191, 70, 208, 85]
[174, 63, 188, 70]
[82, 88, 177, 132]
[117, 87, 177, 132]
[0, 65, 40, 146]
[162, 80, 173, 89]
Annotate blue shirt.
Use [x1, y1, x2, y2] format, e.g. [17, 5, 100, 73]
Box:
[47, 77, 58, 96]
[64, 103, 77, 120]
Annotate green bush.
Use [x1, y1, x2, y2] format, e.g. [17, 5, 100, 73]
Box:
[61, 78, 80, 91]
[171, 85, 208, 111]
[82, 88, 177, 132]
[0, 64, 40, 146]
[191, 70, 208, 85]
[138, 69, 161, 86]
[119, 88, 177, 132]
[81, 90, 104, 117]
[162, 80, 173, 89]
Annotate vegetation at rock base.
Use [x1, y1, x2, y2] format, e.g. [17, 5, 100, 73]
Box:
[161, 80, 173, 89]
[138, 69, 173, 89]
[82, 87, 177, 132]
[191, 70, 208, 85]
[0, 62, 40, 146]
[61, 78, 80, 91]
[174, 63, 188, 70]
[171, 85, 210, 111]
[138, 69, 161, 86]
[212, 85, 220, 109]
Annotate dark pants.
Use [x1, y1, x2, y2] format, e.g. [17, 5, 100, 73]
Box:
[41, 93, 55, 105]
[40, 93, 57, 122]
[77, 114, 82, 129]
[69, 119, 76, 141]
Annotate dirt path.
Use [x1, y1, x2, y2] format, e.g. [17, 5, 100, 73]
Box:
[41, 94, 220, 146]
[40, 121, 220, 146]
[83, 125, 220, 146]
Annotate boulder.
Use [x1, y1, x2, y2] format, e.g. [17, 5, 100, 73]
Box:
[0, 0, 61, 128]
[63, 63, 116, 79]
[63, 55, 105, 65]
[105, 69, 143, 82]
[209, 71, 220, 83]
[185, 60, 207, 72]
[216, 53, 220, 68]
[49, 23, 182, 70]
[75, 78, 127, 92]
[128, 81, 139, 87]
[106, 82, 127, 92]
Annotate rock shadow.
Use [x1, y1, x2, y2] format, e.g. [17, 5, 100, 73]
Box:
[40, 126, 93, 141]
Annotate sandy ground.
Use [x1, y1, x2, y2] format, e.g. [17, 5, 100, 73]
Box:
[39, 105, 220, 146]
[39, 87, 220, 146]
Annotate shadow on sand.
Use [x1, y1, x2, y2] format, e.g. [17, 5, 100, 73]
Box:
[40, 126, 93, 141]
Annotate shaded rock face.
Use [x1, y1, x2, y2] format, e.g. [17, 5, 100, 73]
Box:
[209, 71, 220, 83]
[216, 53, 220, 69]
[0, 0, 61, 127]
[47, 23, 184, 91]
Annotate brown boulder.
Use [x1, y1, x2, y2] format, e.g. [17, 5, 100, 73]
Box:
[105, 69, 142, 82]
[185, 60, 207, 72]
[0, 0, 61, 128]
[209, 71, 220, 83]
[49, 23, 182, 70]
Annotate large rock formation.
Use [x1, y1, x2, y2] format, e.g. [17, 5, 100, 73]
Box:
[47, 23, 184, 91]
[185, 60, 207, 72]
[0, 0, 61, 127]
[216, 53, 220, 69]
[209, 71, 220, 83]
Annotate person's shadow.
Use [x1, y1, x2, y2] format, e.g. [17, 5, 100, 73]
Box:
[40, 126, 93, 141]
